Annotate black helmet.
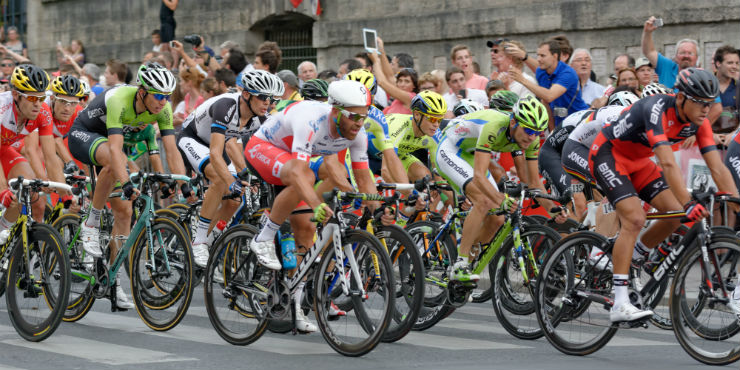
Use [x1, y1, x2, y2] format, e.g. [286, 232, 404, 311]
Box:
[51, 75, 84, 97]
[11, 64, 50, 92]
[300, 78, 329, 101]
[674, 67, 719, 99]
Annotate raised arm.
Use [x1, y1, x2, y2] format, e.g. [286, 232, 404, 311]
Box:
[641, 16, 660, 67]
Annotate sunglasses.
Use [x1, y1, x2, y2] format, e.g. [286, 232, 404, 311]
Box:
[0, 63, 14, 67]
[55, 96, 80, 107]
[19, 92, 45, 103]
[684, 94, 713, 108]
[513, 122, 542, 136]
[150, 92, 171, 101]
[253, 94, 279, 104]
[491, 38, 510, 46]
[419, 111, 443, 124]
[335, 107, 367, 122]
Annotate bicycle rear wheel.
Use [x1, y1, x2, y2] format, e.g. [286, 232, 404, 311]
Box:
[5, 223, 70, 342]
[129, 217, 194, 331]
[535, 231, 618, 356]
[52, 214, 96, 322]
[204, 224, 269, 345]
[670, 233, 740, 365]
[314, 229, 394, 356]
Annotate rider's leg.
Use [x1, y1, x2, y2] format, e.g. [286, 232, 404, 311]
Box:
[459, 180, 497, 261]
[0, 160, 37, 231]
[641, 190, 683, 249]
[611, 196, 651, 319]
[193, 163, 228, 245]
[572, 192, 588, 221]
[109, 197, 133, 264]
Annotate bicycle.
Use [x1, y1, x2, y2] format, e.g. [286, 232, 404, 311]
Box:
[53, 172, 194, 331]
[535, 188, 740, 365]
[204, 188, 396, 356]
[1, 177, 71, 342]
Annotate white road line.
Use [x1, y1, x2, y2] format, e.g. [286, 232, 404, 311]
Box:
[0, 364, 26, 370]
[398, 331, 531, 350]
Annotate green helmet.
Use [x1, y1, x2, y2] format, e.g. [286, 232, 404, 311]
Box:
[513, 96, 548, 132]
[300, 79, 329, 101]
[489, 90, 519, 112]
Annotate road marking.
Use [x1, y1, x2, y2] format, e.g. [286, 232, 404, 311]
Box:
[0, 332, 197, 365]
[0, 364, 26, 370]
[399, 331, 531, 350]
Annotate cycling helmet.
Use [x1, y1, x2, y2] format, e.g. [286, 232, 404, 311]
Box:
[452, 99, 484, 117]
[641, 82, 671, 97]
[344, 69, 377, 96]
[241, 69, 283, 97]
[300, 78, 329, 101]
[80, 80, 92, 96]
[327, 80, 371, 107]
[513, 95, 548, 132]
[489, 90, 519, 112]
[410, 90, 447, 116]
[607, 90, 639, 107]
[11, 64, 50, 92]
[137, 62, 176, 94]
[674, 67, 720, 99]
[51, 75, 84, 97]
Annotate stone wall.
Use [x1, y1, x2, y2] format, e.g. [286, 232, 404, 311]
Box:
[29, 0, 740, 81]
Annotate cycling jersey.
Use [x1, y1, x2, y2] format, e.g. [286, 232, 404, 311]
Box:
[245, 100, 369, 186]
[723, 130, 740, 189]
[538, 110, 593, 196]
[385, 113, 439, 171]
[52, 104, 83, 138]
[365, 105, 394, 159]
[0, 91, 54, 177]
[589, 95, 716, 204]
[124, 124, 159, 156]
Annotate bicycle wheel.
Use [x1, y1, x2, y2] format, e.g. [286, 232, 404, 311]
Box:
[670, 233, 740, 365]
[314, 229, 394, 356]
[375, 224, 424, 343]
[5, 223, 70, 342]
[405, 220, 456, 331]
[129, 216, 194, 331]
[535, 231, 618, 356]
[52, 214, 96, 322]
[165, 202, 197, 240]
[491, 224, 560, 340]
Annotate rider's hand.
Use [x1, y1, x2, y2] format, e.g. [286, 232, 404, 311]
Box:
[63, 161, 80, 175]
[379, 206, 395, 226]
[681, 135, 697, 149]
[498, 194, 517, 213]
[228, 180, 245, 196]
[550, 207, 570, 224]
[0, 189, 15, 208]
[460, 197, 473, 211]
[122, 181, 139, 200]
[313, 202, 334, 224]
[684, 200, 708, 221]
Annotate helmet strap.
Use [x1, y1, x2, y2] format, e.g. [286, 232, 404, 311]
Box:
[242, 93, 259, 120]
[413, 112, 424, 134]
[334, 109, 345, 138]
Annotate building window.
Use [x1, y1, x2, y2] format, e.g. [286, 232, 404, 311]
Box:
[265, 28, 316, 74]
[2, 0, 26, 35]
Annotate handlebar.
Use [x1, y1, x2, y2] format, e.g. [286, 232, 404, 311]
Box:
[8, 177, 73, 193]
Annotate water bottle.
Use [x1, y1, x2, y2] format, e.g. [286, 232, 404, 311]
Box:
[280, 231, 297, 269]
[645, 244, 672, 274]
[211, 220, 227, 243]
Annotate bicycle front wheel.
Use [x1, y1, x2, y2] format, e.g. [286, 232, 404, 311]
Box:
[670, 233, 740, 365]
[314, 229, 395, 356]
[5, 223, 70, 342]
[52, 213, 96, 322]
[129, 216, 194, 331]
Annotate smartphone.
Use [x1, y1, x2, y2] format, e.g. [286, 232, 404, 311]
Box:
[654, 18, 664, 27]
[458, 89, 467, 99]
[169, 41, 176, 47]
[57, 41, 62, 48]
[363, 28, 378, 54]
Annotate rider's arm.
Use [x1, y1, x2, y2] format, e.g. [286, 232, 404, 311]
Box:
[54, 137, 74, 163]
[224, 138, 247, 173]
[161, 134, 186, 176]
[654, 144, 691, 205]
[472, 150, 506, 207]
[382, 149, 409, 184]
[107, 134, 131, 184]
[23, 132, 47, 181]
[40, 134, 65, 184]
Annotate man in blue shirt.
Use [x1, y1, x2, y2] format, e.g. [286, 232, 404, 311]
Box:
[510, 39, 588, 128]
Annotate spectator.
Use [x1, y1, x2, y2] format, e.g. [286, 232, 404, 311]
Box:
[214, 68, 236, 93]
[613, 53, 635, 77]
[418, 72, 443, 94]
[174, 66, 205, 128]
[371, 40, 417, 115]
[58, 64, 78, 77]
[56, 39, 85, 66]
[570, 48, 605, 105]
[151, 29, 170, 53]
[254, 41, 282, 74]
[103, 59, 127, 87]
[442, 66, 489, 112]
[547, 34, 573, 63]
[0, 43, 29, 64]
[616, 68, 640, 94]
[391, 53, 414, 74]
[82, 63, 104, 95]
[0, 76, 8, 93]
[170, 40, 210, 79]
[160, 0, 178, 43]
[430, 69, 448, 95]
[635, 57, 655, 87]
[276, 70, 303, 101]
[219, 40, 239, 59]
[355, 52, 372, 70]
[641, 16, 698, 88]
[509, 39, 588, 128]
[485, 79, 505, 98]
[3, 26, 26, 59]
[317, 69, 338, 82]
[200, 77, 219, 99]
[488, 39, 535, 98]
[223, 48, 248, 76]
[712, 45, 740, 135]
[450, 44, 488, 90]
[337, 59, 362, 79]
[0, 57, 14, 78]
[297, 61, 317, 88]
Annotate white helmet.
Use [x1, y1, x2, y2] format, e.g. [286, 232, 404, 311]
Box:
[241, 70, 283, 96]
[607, 90, 639, 107]
[80, 80, 91, 96]
[641, 82, 671, 98]
[452, 98, 484, 117]
[327, 80, 371, 108]
[137, 62, 176, 94]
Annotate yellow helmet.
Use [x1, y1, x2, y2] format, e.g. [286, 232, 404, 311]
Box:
[410, 90, 447, 116]
[11, 64, 50, 92]
[344, 69, 377, 95]
[513, 96, 548, 132]
[51, 75, 84, 97]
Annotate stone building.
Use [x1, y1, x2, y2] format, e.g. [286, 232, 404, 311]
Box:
[25, 0, 740, 80]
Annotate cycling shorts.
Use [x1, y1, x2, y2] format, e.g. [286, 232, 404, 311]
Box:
[177, 132, 235, 179]
[433, 136, 496, 194]
[589, 133, 668, 205]
[67, 125, 108, 166]
[561, 139, 596, 186]
[0, 145, 27, 179]
[538, 143, 571, 197]
[243, 136, 293, 186]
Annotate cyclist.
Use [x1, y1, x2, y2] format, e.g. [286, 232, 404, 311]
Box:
[67, 62, 187, 309]
[298, 78, 329, 102]
[123, 124, 165, 174]
[48, 75, 85, 172]
[488, 90, 519, 113]
[0, 64, 67, 240]
[588, 67, 739, 322]
[244, 80, 378, 332]
[452, 99, 484, 117]
[177, 69, 283, 267]
[434, 96, 561, 282]
[722, 129, 740, 317]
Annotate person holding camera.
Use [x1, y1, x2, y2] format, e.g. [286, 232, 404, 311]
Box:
[508, 39, 588, 129]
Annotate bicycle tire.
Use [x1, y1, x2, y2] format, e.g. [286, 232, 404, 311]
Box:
[204, 224, 269, 345]
[129, 216, 194, 331]
[374, 224, 424, 343]
[670, 233, 740, 365]
[52, 213, 96, 322]
[535, 231, 618, 356]
[405, 220, 456, 331]
[491, 224, 560, 340]
[313, 229, 394, 356]
[5, 223, 70, 342]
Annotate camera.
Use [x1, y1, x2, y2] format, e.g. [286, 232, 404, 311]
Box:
[553, 107, 568, 118]
[183, 34, 202, 47]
